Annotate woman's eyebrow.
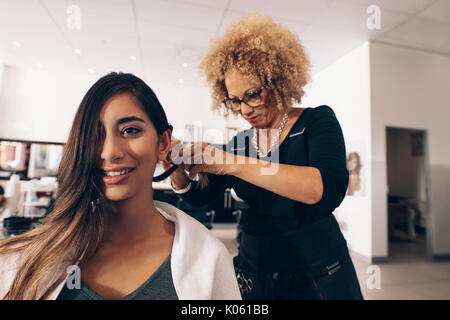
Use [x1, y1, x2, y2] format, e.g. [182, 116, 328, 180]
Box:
[117, 116, 146, 125]
[228, 86, 258, 98]
[244, 86, 258, 93]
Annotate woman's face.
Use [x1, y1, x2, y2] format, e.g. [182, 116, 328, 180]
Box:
[347, 157, 358, 172]
[98, 93, 167, 202]
[224, 70, 281, 129]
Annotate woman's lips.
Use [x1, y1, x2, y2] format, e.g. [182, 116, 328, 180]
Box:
[103, 169, 135, 184]
[247, 115, 259, 122]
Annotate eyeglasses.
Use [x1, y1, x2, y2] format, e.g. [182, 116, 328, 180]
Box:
[222, 86, 267, 112]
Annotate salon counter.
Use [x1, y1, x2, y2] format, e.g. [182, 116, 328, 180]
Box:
[152, 182, 172, 190]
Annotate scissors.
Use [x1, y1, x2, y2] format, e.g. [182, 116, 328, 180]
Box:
[152, 142, 197, 182]
[152, 163, 180, 182]
[152, 141, 225, 182]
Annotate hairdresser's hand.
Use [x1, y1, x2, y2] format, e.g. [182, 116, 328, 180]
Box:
[178, 142, 233, 179]
[162, 139, 191, 190]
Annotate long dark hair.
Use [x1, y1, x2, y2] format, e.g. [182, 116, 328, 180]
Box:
[0, 72, 173, 299]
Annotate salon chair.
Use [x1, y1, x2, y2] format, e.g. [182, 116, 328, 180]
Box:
[2, 216, 43, 236]
[176, 198, 215, 229]
[230, 189, 248, 244]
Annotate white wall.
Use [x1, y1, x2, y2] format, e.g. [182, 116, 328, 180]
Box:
[0, 66, 248, 144]
[0, 64, 3, 96]
[304, 41, 450, 261]
[0, 65, 96, 142]
[370, 41, 450, 258]
[303, 42, 373, 261]
[149, 81, 249, 144]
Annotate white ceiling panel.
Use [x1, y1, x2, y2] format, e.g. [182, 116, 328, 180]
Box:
[280, 20, 310, 38]
[300, 25, 367, 72]
[41, 0, 135, 19]
[138, 20, 214, 49]
[41, 1, 137, 40]
[384, 17, 450, 48]
[347, 0, 438, 14]
[418, 0, 450, 24]
[0, 0, 449, 86]
[313, 1, 408, 37]
[134, 0, 223, 32]
[218, 10, 309, 39]
[217, 10, 248, 35]
[0, 1, 62, 38]
[165, 0, 230, 10]
[228, 0, 333, 24]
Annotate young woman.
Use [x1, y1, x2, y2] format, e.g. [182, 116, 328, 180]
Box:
[0, 73, 241, 300]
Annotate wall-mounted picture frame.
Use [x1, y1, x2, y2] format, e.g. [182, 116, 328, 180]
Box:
[346, 139, 366, 197]
[225, 126, 240, 143]
[27, 143, 64, 178]
[184, 122, 203, 143]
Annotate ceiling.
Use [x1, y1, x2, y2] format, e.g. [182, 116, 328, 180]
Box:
[0, 0, 449, 87]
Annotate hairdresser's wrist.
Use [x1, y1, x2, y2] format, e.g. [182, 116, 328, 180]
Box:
[169, 172, 191, 191]
[171, 180, 192, 194]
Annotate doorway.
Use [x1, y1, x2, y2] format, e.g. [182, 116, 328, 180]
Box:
[386, 127, 431, 261]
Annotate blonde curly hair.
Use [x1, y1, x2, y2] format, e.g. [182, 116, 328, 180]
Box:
[199, 13, 311, 118]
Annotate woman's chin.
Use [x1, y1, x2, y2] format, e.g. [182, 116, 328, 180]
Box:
[104, 188, 133, 202]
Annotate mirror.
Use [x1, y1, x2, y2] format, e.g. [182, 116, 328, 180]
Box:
[27, 143, 63, 178]
[0, 139, 64, 180]
[0, 141, 29, 178]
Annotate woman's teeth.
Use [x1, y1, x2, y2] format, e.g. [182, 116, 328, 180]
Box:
[104, 168, 134, 177]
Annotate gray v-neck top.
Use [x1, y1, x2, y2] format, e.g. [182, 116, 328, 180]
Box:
[56, 254, 178, 300]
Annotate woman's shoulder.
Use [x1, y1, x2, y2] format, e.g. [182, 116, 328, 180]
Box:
[302, 105, 342, 130]
[307, 105, 337, 119]
[154, 200, 241, 299]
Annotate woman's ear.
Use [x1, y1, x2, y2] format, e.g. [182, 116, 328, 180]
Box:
[157, 129, 172, 162]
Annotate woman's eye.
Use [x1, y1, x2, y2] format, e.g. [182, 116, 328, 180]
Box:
[122, 127, 142, 136]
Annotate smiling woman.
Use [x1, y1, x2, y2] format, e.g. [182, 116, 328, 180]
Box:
[0, 72, 241, 300]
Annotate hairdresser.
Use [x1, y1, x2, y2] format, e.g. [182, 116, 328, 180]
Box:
[163, 13, 363, 300]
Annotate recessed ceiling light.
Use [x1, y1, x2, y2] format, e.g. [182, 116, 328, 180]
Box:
[178, 78, 184, 84]
[130, 55, 137, 61]
[183, 62, 189, 68]
[13, 41, 21, 48]
[36, 63, 43, 69]
[74, 48, 81, 54]
[88, 68, 93, 74]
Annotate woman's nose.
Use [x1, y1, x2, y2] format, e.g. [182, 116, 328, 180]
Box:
[100, 134, 124, 162]
[240, 103, 254, 116]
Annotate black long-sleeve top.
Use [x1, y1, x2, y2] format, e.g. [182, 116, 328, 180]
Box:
[178, 105, 349, 236]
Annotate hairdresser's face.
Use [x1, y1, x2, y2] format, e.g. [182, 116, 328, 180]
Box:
[99, 93, 164, 201]
[224, 70, 279, 129]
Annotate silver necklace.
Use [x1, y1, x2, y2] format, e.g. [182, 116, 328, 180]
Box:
[252, 112, 289, 158]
